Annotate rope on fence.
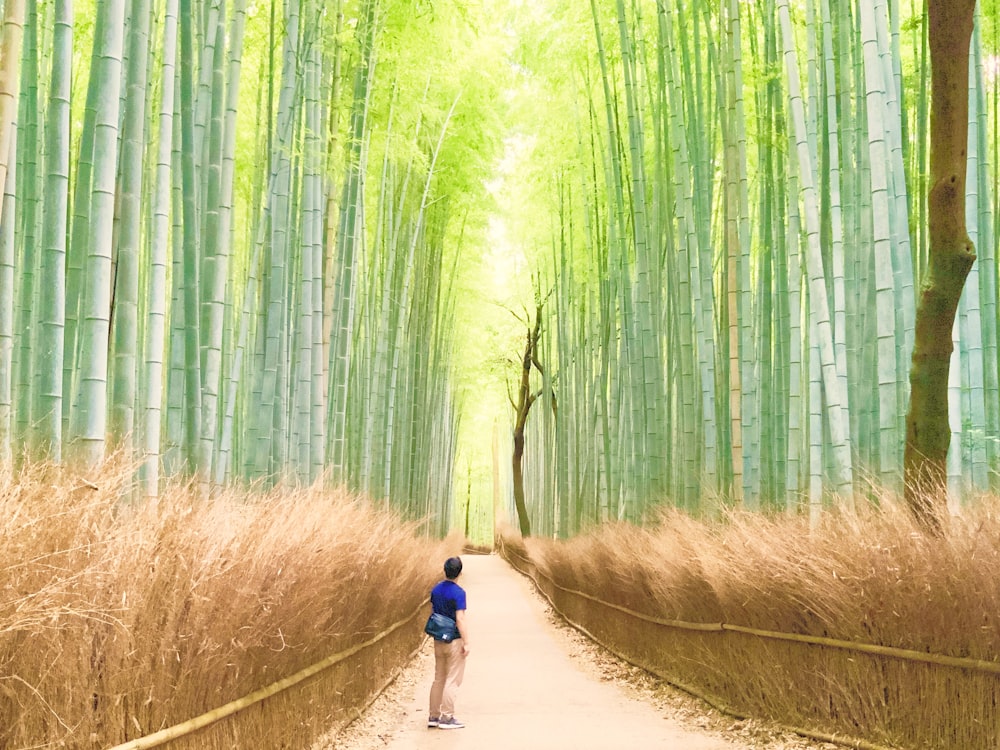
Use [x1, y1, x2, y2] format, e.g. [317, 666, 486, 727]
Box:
[501, 543, 1000, 675]
[105, 601, 428, 750]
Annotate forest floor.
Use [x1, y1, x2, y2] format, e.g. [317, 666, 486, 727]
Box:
[316, 554, 840, 750]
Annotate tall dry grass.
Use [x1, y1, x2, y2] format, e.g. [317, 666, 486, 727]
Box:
[502, 497, 1000, 749]
[0, 458, 459, 749]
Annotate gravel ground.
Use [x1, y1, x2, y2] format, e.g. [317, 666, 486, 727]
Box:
[319, 562, 840, 750]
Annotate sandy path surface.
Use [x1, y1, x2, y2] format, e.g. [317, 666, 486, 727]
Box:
[323, 554, 837, 750]
[387, 553, 735, 750]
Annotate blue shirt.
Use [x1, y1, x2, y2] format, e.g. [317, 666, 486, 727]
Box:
[430, 579, 467, 623]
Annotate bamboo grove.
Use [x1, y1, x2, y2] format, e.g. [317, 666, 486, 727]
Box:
[0, 0, 502, 529]
[508, 0, 1000, 536]
[5, 0, 1000, 540]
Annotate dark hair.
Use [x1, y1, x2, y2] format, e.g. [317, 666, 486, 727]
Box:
[444, 556, 463, 580]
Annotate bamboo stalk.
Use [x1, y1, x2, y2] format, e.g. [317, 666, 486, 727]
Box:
[0, 0, 25, 229]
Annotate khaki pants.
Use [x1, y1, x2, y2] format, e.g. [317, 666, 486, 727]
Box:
[429, 639, 466, 719]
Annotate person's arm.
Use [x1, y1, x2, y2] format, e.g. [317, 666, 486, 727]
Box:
[455, 609, 470, 655]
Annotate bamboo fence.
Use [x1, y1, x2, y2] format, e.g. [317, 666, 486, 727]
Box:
[102, 602, 429, 750]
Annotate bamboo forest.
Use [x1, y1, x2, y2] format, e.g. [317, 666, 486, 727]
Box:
[10, 0, 1000, 749]
[0, 0, 996, 539]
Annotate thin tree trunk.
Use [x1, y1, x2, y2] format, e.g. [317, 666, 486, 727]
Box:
[141, 0, 178, 498]
[254, 0, 299, 479]
[778, 0, 853, 498]
[322, 0, 344, 392]
[164, 79, 185, 475]
[511, 307, 545, 538]
[110, 0, 152, 446]
[177, 0, 204, 476]
[65, 16, 103, 431]
[30, 0, 71, 460]
[972, 15, 999, 486]
[200, 0, 246, 486]
[14, 0, 38, 448]
[859, 0, 902, 487]
[959, 39, 986, 491]
[196, 17, 227, 488]
[0, 0, 25, 231]
[67, 0, 126, 467]
[327, 0, 377, 481]
[0, 132, 15, 462]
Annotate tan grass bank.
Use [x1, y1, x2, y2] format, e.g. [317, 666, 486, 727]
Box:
[0, 459, 460, 749]
[500, 500, 1000, 750]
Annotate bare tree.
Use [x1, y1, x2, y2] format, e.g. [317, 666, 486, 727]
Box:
[510, 303, 551, 537]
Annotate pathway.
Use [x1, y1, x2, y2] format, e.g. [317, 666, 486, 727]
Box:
[379, 554, 742, 750]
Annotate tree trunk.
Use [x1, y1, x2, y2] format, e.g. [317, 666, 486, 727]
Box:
[110, 0, 152, 445]
[512, 431, 531, 537]
[0, 0, 24, 231]
[0, 132, 15, 463]
[903, 0, 977, 525]
[66, 0, 126, 468]
[177, 0, 204, 476]
[511, 307, 543, 538]
[141, 0, 178, 498]
[31, 0, 71, 460]
[327, 0, 377, 482]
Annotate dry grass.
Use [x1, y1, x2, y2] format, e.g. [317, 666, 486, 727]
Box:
[502, 497, 1000, 750]
[0, 457, 460, 749]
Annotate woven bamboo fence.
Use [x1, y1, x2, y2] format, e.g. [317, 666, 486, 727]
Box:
[499, 535, 1000, 750]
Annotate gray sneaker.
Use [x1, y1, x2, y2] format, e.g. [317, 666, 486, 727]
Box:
[437, 717, 465, 730]
[427, 716, 440, 728]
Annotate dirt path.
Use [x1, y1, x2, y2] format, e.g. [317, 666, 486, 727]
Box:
[325, 554, 836, 750]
